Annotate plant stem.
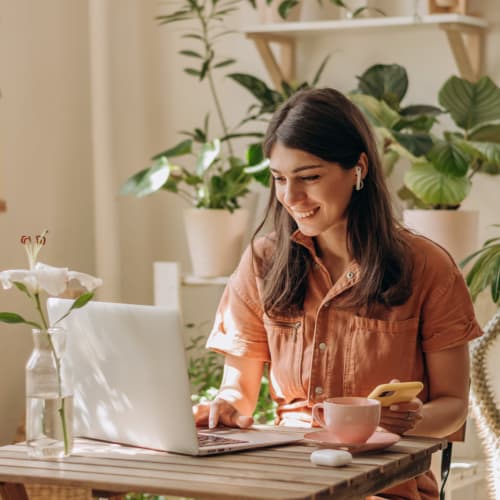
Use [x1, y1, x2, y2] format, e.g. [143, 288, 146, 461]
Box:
[197, 3, 234, 158]
[35, 294, 70, 455]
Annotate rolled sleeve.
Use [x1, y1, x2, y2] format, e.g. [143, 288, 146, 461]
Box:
[206, 245, 271, 362]
[421, 265, 483, 352]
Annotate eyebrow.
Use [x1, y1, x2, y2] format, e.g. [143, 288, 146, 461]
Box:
[270, 164, 325, 174]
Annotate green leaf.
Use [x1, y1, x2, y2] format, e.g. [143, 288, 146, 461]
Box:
[152, 139, 193, 160]
[179, 50, 203, 58]
[427, 139, 470, 177]
[184, 68, 201, 77]
[404, 161, 471, 208]
[120, 158, 170, 198]
[392, 131, 433, 157]
[463, 141, 500, 165]
[53, 292, 94, 326]
[277, 0, 300, 19]
[438, 75, 500, 132]
[355, 64, 408, 110]
[0, 312, 42, 329]
[228, 73, 282, 112]
[13, 281, 32, 298]
[311, 54, 331, 87]
[195, 139, 221, 176]
[469, 122, 500, 142]
[213, 58, 236, 69]
[349, 93, 400, 129]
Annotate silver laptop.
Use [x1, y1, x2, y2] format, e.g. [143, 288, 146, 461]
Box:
[47, 298, 303, 455]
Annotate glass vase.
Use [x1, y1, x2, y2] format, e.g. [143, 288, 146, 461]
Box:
[26, 326, 74, 458]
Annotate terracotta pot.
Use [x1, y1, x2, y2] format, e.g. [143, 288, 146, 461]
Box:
[402, 209, 479, 264]
[256, 0, 303, 23]
[184, 208, 250, 278]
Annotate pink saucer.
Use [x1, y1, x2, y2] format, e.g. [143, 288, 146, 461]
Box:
[303, 430, 400, 454]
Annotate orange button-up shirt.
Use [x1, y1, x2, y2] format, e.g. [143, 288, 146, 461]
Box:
[207, 229, 482, 499]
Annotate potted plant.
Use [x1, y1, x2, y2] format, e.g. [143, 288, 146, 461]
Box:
[460, 226, 500, 500]
[120, 0, 269, 278]
[351, 64, 500, 262]
[121, 0, 335, 276]
[249, 0, 384, 22]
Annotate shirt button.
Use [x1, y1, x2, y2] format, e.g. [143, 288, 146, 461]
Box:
[314, 386, 323, 395]
[346, 271, 355, 279]
[323, 301, 331, 309]
[314, 263, 320, 269]
[319, 342, 327, 351]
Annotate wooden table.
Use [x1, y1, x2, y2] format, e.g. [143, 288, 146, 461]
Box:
[0, 436, 445, 500]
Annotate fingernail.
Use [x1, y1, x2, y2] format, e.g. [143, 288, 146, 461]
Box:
[209, 414, 215, 429]
[390, 405, 399, 411]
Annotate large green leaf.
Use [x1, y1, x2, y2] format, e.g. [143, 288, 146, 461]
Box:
[456, 139, 500, 167]
[355, 64, 408, 110]
[438, 76, 500, 132]
[392, 131, 433, 157]
[404, 161, 471, 207]
[349, 93, 400, 129]
[120, 157, 170, 197]
[228, 73, 281, 111]
[469, 122, 500, 142]
[427, 139, 470, 177]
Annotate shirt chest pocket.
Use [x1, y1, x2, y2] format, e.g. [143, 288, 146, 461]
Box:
[347, 316, 420, 396]
[263, 314, 304, 398]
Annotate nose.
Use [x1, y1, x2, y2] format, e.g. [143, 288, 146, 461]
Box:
[282, 181, 305, 206]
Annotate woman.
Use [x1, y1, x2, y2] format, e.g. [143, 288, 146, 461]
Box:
[193, 88, 482, 499]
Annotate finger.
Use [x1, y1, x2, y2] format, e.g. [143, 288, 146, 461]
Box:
[208, 399, 226, 429]
[390, 397, 423, 412]
[193, 403, 210, 427]
[235, 415, 254, 428]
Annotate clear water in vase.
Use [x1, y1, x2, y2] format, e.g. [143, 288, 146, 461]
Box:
[26, 395, 74, 458]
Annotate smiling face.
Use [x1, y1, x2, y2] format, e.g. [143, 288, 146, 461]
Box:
[270, 142, 358, 239]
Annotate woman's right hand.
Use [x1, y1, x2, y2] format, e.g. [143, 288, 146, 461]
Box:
[193, 398, 254, 429]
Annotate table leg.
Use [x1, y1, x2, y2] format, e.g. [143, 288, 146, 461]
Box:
[0, 483, 29, 500]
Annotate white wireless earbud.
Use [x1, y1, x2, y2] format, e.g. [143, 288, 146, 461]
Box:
[355, 166, 364, 191]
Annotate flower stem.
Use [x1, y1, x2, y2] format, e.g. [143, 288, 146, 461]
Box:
[41, 325, 70, 455]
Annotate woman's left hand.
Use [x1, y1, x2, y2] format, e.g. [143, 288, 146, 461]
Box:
[379, 398, 424, 435]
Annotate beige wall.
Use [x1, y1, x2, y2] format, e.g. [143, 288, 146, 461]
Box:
[0, 0, 498, 445]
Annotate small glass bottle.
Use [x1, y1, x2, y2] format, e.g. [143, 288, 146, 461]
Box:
[26, 326, 73, 458]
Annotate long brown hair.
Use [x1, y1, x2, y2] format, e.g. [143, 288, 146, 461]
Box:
[252, 88, 413, 315]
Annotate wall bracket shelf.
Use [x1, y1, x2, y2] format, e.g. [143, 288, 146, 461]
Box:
[244, 14, 487, 88]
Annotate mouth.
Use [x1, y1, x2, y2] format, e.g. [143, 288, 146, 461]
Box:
[291, 207, 319, 220]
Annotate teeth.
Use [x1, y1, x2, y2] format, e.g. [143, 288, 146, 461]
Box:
[293, 208, 317, 219]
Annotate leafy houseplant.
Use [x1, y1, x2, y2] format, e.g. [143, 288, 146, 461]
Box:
[120, 0, 269, 210]
[460, 227, 500, 500]
[248, 0, 385, 20]
[187, 333, 277, 424]
[351, 64, 500, 209]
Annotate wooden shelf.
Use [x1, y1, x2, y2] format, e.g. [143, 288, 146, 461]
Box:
[244, 13, 487, 87]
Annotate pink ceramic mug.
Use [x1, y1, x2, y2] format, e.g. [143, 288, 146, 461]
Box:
[312, 397, 381, 444]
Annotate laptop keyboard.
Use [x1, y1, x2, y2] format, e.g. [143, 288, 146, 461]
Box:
[197, 432, 248, 448]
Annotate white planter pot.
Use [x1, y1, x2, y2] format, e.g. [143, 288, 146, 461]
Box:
[256, 0, 303, 23]
[403, 209, 479, 264]
[184, 208, 250, 278]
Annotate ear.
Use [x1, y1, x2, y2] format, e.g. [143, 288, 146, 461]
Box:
[357, 152, 368, 180]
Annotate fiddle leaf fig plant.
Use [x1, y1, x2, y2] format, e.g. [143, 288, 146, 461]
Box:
[404, 75, 500, 209]
[349, 63, 442, 177]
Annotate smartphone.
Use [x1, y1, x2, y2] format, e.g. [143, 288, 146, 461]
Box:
[367, 381, 424, 407]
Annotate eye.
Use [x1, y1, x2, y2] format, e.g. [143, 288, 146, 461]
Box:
[300, 175, 320, 182]
[272, 175, 286, 183]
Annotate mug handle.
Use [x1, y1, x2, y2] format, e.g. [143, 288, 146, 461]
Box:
[312, 402, 326, 428]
